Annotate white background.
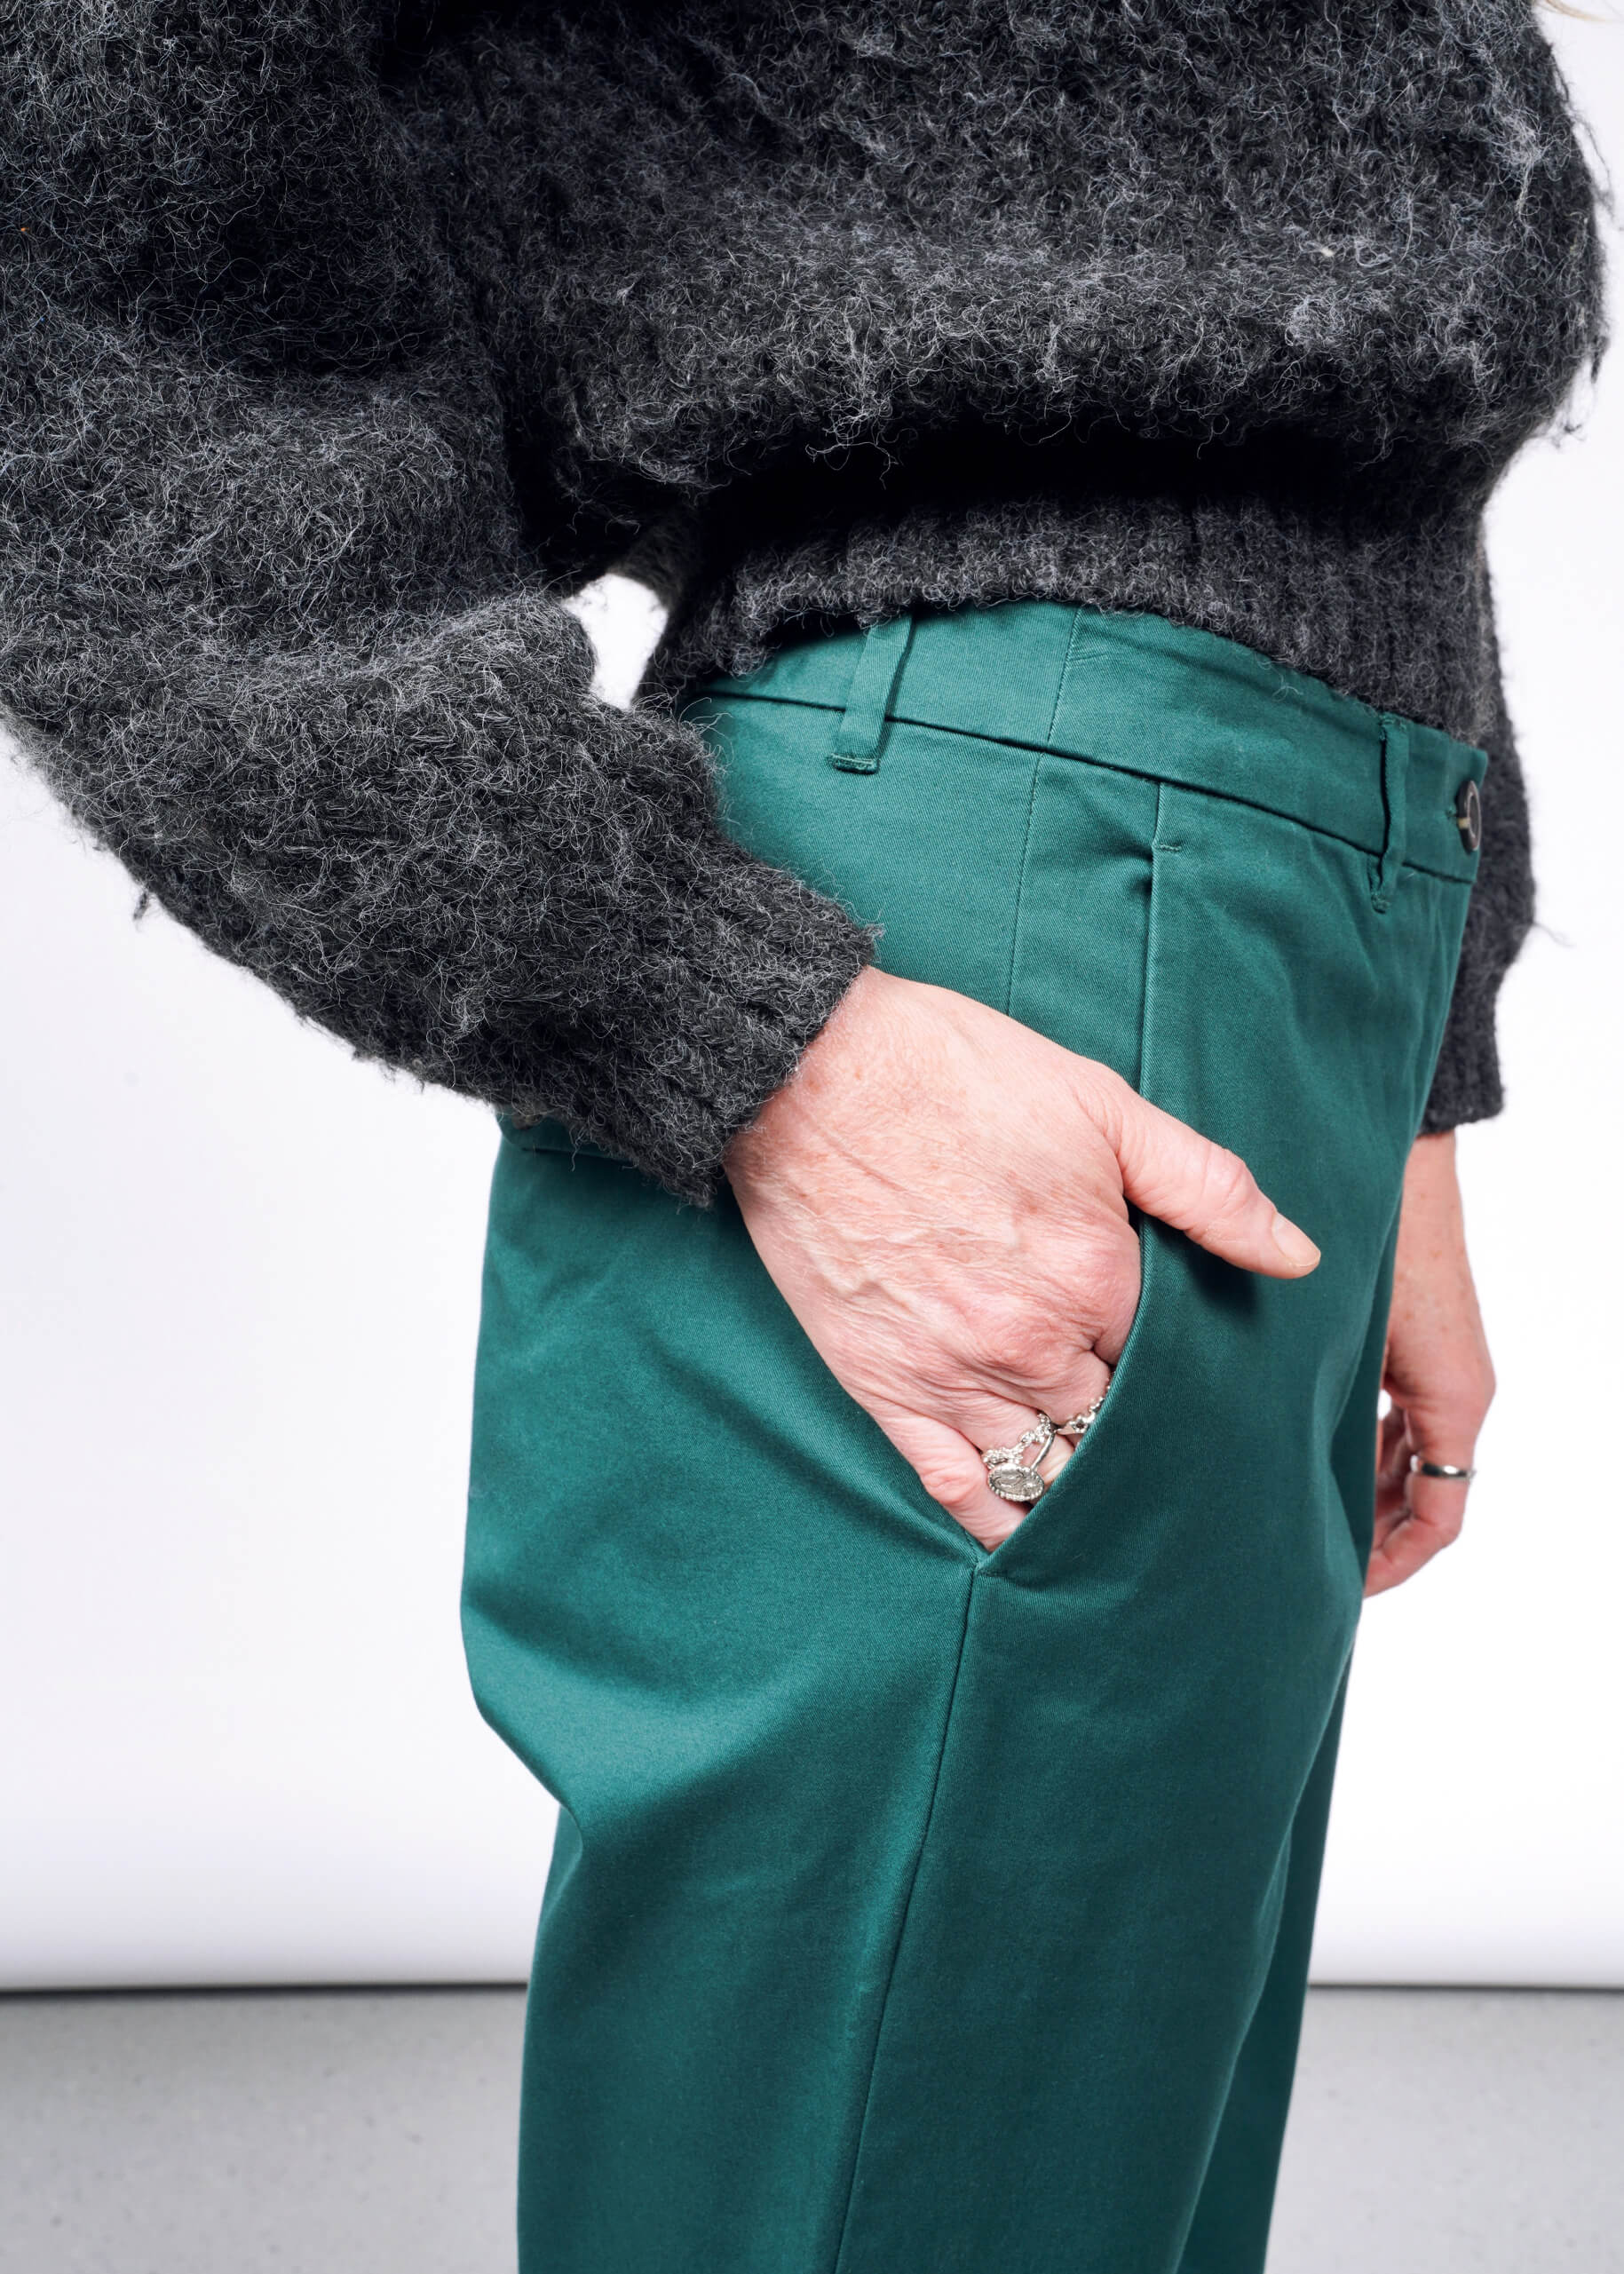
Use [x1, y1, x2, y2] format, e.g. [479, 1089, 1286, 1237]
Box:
[2, 12, 1620, 1991]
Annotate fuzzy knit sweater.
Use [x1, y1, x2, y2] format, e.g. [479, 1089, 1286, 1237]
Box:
[0, 4, 1603, 1200]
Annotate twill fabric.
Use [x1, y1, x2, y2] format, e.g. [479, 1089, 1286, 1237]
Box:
[463, 604, 1482, 2274]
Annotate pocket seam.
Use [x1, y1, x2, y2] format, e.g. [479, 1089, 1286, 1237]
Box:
[978, 792, 1166, 1580]
[1002, 751, 1045, 1017]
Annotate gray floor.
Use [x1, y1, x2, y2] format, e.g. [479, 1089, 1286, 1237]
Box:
[1, 1988, 1619, 2271]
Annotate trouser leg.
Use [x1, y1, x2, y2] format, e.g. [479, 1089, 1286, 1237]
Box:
[465, 623, 1468, 2272]
[1177, 1249, 1393, 2274]
[828, 766, 1437, 2271]
[829, 1226, 1371, 2274]
[1175, 1681, 1348, 2274]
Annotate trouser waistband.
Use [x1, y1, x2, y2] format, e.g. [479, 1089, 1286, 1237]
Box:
[700, 603, 1486, 892]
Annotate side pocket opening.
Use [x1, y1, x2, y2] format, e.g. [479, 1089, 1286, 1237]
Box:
[978, 788, 1169, 1580]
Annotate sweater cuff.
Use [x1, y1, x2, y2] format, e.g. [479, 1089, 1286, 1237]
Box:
[511, 855, 876, 1205]
[1421, 981, 1505, 1132]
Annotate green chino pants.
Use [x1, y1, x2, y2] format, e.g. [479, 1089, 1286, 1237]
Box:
[464, 604, 1484, 2273]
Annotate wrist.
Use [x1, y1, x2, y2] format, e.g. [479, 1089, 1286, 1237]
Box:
[723, 963, 902, 1196]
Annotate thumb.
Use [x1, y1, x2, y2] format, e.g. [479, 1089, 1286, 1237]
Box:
[1105, 1081, 1319, 1279]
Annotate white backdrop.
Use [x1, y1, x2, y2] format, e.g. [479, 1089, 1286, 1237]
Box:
[2, 12, 1620, 1991]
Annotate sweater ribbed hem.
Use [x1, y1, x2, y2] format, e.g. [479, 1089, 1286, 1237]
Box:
[658, 478, 1500, 743]
[1422, 1013, 1506, 1132]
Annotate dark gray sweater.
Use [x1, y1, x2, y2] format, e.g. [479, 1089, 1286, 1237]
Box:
[0, 4, 1603, 1199]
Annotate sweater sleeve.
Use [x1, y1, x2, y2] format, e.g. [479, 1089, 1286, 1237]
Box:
[1421, 628, 1535, 1133]
[0, 9, 869, 1203]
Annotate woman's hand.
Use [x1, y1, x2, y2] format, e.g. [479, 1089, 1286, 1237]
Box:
[724, 968, 1320, 1549]
[1368, 1131, 1495, 1596]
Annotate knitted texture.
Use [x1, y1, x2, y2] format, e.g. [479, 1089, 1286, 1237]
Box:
[0, 3, 1603, 1194]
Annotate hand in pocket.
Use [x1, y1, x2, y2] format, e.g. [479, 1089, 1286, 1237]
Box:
[725, 969, 1320, 1548]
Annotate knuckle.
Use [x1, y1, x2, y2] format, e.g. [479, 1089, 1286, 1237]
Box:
[1072, 1060, 1127, 1133]
[913, 1452, 982, 1513]
[1070, 1218, 1137, 1292]
[961, 1233, 1142, 1387]
[1183, 1144, 1256, 1236]
[932, 1480, 986, 1522]
[1202, 1145, 1256, 1218]
[1429, 1367, 1494, 1446]
[1099, 1246, 1142, 1321]
[965, 1296, 1062, 1385]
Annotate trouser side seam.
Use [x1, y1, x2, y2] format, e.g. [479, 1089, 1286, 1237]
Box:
[828, 1566, 977, 2274]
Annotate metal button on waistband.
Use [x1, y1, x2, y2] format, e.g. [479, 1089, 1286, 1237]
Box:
[1454, 777, 1483, 854]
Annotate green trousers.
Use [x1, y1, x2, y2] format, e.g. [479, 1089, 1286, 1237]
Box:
[464, 605, 1483, 2273]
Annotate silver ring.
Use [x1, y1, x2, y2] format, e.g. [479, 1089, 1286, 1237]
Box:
[983, 1413, 1055, 1503]
[982, 1390, 1110, 1504]
[1410, 1455, 1477, 1483]
[1057, 1397, 1105, 1439]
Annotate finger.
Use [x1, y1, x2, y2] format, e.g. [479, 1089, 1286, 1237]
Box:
[972, 1349, 1114, 1435]
[1365, 1470, 1470, 1596]
[895, 1383, 1052, 1531]
[883, 1353, 1118, 1552]
[1373, 1405, 1411, 1519]
[952, 1349, 1113, 1493]
[883, 1410, 1032, 1549]
[1103, 1081, 1319, 1279]
[950, 1327, 1114, 1492]
[1034, 1364, 1113, 1486]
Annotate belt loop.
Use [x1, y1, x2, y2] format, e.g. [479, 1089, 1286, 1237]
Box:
[1371, 713, 1409, 913]
[830, 614, 914, 773]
